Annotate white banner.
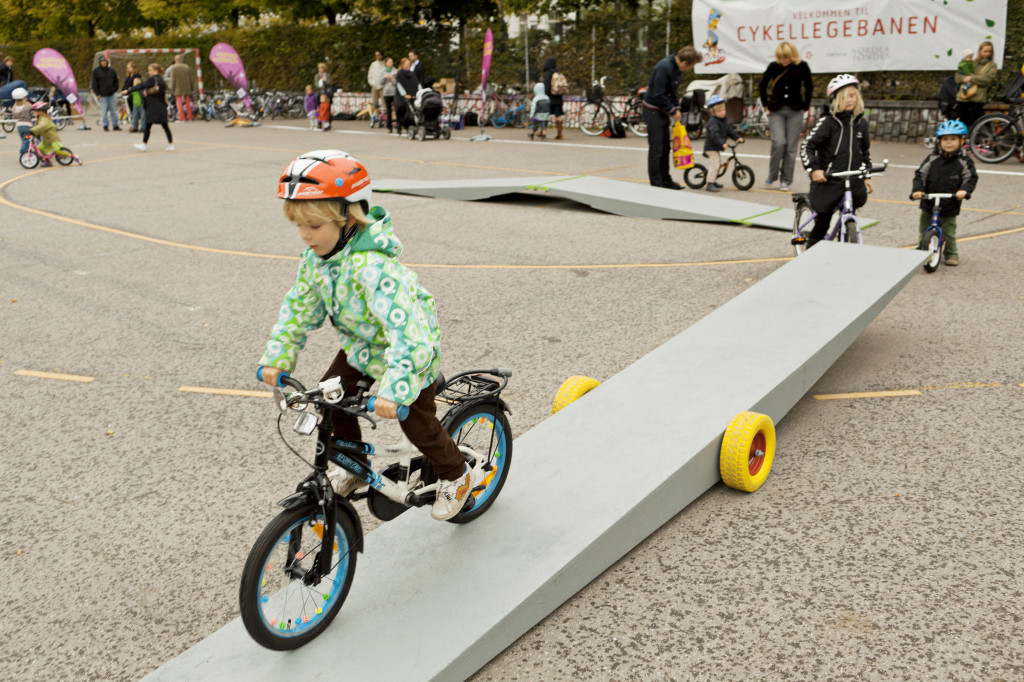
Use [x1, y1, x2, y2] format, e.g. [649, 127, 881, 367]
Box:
[692, 0, 1008, 74]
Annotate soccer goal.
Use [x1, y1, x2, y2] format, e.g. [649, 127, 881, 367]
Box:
[94, 48, 205, 96]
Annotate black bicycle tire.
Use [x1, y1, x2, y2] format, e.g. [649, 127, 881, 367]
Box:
[969, 113, 1018, 164]
[579, 102, 608, 136]
[239, 503, 358, 650]
[732, 164, 755, 191]
[792, 201, 813, 256]
[683, 163, 708, 189]
[919, 227, 942, 272]
[444, 402, 513, 524]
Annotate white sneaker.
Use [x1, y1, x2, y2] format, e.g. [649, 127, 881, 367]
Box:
[328, 468, 364, 497]
[165, 144, 175, 151]
[133, 143, 147, 151]
[779, 183, 790, 191]
[431, 465, 475, 521]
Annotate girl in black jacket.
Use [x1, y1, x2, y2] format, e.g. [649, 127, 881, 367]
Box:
[123, 63, 173, 152]
[800, 74, 873, 245]
[393, 58, 420, 136]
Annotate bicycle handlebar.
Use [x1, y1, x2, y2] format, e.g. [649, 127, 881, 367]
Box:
[269, 371, 409, 421]
[827, 160, 888, 179]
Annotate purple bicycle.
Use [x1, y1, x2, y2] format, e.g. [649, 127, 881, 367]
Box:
[790, 161, 887, 256]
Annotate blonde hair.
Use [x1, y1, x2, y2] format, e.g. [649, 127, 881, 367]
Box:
[317, 62, 327, 70]
[976, 40, 994, 62]
[148, 62, 162, 74]
[831, 85, 864, 116]
[775, 42, 801, 65]
[283, 199, 372, 229]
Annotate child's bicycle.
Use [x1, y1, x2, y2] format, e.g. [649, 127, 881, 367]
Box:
[683, 140, 755, 190]
[19, 135, 81, 169]
[239, 368, 514, 650]
[369, 103, 389, 129]
[736, 100, 770, 138]
[790, 161, 888, 255]
[918, 193, 955, 272]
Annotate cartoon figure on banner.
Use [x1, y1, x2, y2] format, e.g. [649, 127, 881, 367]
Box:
[704, 8, 726, 66]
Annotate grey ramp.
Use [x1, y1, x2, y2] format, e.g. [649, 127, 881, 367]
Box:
[376, 175, 880, 231]
[144, 242, 927, 682]
[374, 176, 574, 201]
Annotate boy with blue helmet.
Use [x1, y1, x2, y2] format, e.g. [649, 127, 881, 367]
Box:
[702, 93, 743, 192]
[910, 119, 978, 266]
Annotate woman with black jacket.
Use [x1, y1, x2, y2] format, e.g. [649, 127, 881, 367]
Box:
[759, 42, 813, 191]
[393, 58, 420, 136]
[800, 74, 873, 246]
[123, 63, 173, 152]
[542, 57, 564, 140]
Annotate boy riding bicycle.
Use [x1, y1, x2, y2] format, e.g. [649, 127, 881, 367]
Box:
[257, 150, 475, 521]
[800, 74, 874, 247]
[910, 120, 978, 266]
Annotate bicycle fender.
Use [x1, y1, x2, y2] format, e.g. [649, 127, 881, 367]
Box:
[276, 487, 365, 554]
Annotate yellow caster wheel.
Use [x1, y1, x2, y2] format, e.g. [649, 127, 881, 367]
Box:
[551, 376, 601, 415]
[719, 411, 775, 492]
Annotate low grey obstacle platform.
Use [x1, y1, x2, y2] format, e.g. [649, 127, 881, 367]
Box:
[375, 175, 879, 232]
[145, 242, 925, 682]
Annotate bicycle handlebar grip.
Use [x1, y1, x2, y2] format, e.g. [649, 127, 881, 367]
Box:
[367, 396, 410, 421]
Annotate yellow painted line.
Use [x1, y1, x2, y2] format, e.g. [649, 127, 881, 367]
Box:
[178, 386, 272, 398]
[406, 255, 793, 269]
[14, 369, 95, 383]
[814, 389, 922, 400]
[959, 225, 1024, 242]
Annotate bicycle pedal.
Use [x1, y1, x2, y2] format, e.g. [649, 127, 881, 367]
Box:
[791, 236, 807, 245]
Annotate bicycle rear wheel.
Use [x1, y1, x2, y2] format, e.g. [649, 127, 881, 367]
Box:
[444, 402, 512, 524]
[683, 163, 708, 189]
[579, 102, 609, 136]
[239, 503, 358, 650]
[513, 108, 529, 128]
[626, 102, 647, 137]
[969, 114, 1018, 163]
[56, 149, 75, 165]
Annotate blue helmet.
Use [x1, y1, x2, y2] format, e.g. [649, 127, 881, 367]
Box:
[936, 119, 968, 137]
[706, 94, 725, 109]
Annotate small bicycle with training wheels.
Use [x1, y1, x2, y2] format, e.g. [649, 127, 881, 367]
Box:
[239, 368, 513, 650]
[790, 161, 888, 255]
[684, 140, 755, 190]
[917, 193, 955, 272]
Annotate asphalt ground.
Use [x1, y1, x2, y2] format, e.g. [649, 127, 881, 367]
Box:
[1, 118, 1022, 681]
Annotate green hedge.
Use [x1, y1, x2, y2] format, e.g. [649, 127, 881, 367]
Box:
[2, 2, 1021, 100]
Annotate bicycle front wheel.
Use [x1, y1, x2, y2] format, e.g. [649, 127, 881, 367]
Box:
[445, 403, 513, 524]
[239, 503, 358, 650]
[791, 201, 813, 256]
[626, 102, 647, 137]
[579, 102, 609, 136]
[732, 163, 755, 191]
[969, 114, 1018, 163]
[1, 120, 15, 133]
[919, 226, 942, 272]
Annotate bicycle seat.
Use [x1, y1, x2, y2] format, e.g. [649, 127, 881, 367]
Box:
[627, 87, 639, 96]
[434, 372, 446, 394]
[791, 193, 809, 204]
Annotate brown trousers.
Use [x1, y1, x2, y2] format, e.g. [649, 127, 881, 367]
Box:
[322, 349, 465, 481]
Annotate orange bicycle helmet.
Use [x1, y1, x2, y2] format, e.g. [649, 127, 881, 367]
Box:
[277, 149, 372, 204]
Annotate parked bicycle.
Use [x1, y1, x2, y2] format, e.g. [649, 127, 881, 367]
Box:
[969, 98, 1024, 163]
[239, 368, 514, 650]
[490, 94, 528, 128]
[683, 141, 755, 190]
[736, 100, 770, 138]
[790, 162, 888, 255]
[578, 77, 646, 137]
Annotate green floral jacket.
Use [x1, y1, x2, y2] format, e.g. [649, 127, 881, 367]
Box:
[259, 207, 442, 405]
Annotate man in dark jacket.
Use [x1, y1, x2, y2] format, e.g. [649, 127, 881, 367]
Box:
[642, 46, 699, 189]
[408, 50, 427, 88]
[91, 56, 120, 131]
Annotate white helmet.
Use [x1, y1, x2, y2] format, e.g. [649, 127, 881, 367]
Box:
[826, 74, 859, 98]
[11, 87, 28, 100]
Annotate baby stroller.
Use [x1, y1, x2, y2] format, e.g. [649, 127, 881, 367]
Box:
[407, 87, 450, 140]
